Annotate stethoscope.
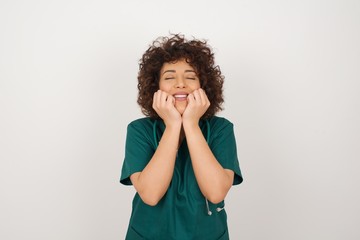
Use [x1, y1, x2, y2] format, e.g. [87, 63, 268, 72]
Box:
[152, 119, 225, 216]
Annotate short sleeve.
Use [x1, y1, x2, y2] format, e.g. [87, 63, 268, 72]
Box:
[120, 119, 155, 185]
[209, 118, 243, 185]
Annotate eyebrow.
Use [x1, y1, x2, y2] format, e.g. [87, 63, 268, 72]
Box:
[162, 69, 196, 75]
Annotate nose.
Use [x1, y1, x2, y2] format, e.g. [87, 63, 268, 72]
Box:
[175, 77, 185, 88]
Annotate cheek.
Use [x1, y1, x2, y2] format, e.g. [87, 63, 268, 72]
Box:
[159, 82, 171, 91]
[190, 80, 201, 89]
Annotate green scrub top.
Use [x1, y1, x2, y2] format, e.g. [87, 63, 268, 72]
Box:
[120, 116, 243, 240]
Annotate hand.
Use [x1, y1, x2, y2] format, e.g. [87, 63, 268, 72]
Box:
[182, 88, 210, 126]
[152, 90, 182, 127]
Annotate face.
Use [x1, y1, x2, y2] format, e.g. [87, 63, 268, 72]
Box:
[159, 59, 201, 114]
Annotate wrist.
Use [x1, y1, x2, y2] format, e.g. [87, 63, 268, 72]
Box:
[182, 119, 199, 132]
[164, 120, 182, 131]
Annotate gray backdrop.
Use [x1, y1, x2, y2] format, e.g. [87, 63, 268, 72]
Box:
[1, 0, 359, 239]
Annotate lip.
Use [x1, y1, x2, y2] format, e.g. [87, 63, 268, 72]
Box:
[173, 92, 188, 101]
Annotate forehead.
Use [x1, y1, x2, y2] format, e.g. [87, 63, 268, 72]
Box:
[160, 60, 195, 73]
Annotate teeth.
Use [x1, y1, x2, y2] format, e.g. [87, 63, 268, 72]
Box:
[174, 94, 187, 98]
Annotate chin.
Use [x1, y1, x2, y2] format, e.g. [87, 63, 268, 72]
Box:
[175, 102, 187, 115]
[176, 108, 185, 115]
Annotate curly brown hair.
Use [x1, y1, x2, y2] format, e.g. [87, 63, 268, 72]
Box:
[137, 34, 224, 119]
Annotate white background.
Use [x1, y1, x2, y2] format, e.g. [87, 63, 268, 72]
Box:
[1, 0, 359, 239]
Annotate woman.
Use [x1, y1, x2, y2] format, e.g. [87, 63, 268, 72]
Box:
[120, 34, 243, 240]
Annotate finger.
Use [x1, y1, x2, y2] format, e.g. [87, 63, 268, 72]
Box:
[199, 88, 209, 106]
[158, 90, 164, 103]
[187, 93, 195, 105]
[166, 94, 175, 106]
[160, 90, 168, 107]
[152, 90, 159, 109]
[192, 89, 202, 105]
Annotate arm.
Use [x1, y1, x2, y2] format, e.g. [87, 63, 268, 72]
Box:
[130, 124, 180, 206]
[183, 89, 234, 204]
[130, 90, 182, 206]
[184, 122, 234, 204]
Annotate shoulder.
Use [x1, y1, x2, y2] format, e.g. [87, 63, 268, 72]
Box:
[207, 116, 234, 128]
[126, 117, 158, 136]
[128, 117, 155, 129]
[205, 116, 236, 139]
[125, 118, 160, 147]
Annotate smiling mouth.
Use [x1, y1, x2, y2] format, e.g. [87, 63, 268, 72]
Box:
[173, 94, 188, 101]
